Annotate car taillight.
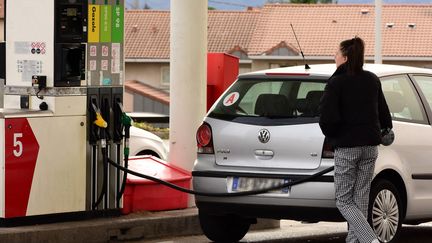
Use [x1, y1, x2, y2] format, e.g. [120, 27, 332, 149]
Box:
[322, 138, 334, 158]
[197, 123, 214, 154]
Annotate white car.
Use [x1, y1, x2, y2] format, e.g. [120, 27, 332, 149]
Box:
[129, 126, 168, 160]
[193, 64, 432, 243]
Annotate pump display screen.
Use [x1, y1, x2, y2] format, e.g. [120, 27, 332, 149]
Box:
[56, 2, 86, 42]
[67, 8, 78, 17]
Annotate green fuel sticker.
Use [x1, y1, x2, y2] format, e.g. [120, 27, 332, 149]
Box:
[112, 5, 124, 43]
[100, 5, 112, 42]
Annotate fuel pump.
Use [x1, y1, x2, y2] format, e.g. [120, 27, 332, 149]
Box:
[0, 0, 125, 223]
[85, 0, 125, 212]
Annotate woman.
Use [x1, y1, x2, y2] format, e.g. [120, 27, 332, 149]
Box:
[319, 37, 392, 243]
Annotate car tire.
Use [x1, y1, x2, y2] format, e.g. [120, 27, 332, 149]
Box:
[136, 150, 160, 158]
[198, 211, 251, 243]
[368, 179, 404, 243]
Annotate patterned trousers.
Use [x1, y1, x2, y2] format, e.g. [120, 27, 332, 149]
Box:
[334, 146, 379, 243]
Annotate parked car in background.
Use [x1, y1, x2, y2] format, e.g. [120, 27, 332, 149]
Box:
[193, 64, 432, 243]
[129, 126, 168, 160]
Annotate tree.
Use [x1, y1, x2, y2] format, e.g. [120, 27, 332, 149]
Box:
[267, 0, 290, 3]
[126, 0, 152, 9]
[129, 0, 140, 9]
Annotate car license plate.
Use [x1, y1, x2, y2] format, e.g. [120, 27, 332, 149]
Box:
[227, 177, 291, 194]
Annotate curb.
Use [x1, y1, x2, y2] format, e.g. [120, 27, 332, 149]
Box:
[0, 208, 279, 243]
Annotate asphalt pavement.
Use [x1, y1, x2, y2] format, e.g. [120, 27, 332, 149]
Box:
[130, 220, 432, 243]
[1, 207, 430, 243]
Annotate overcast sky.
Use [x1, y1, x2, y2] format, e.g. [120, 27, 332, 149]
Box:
[127, 0, 432, 10]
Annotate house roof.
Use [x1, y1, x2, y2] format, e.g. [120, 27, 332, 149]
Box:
[125, 80, 170, 105]
[125, 10, 171, 59]
[125, 4, 432, 60]
[0, 0, 4, 19]
[208, 10, 260, 54]
[249, 4, 432, 58]
[125, 9, 259, 59]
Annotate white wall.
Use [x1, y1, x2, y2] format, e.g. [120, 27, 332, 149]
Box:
[125, 62, 169, 90]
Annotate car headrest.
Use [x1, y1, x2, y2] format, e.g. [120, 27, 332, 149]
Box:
[255, 94, 290, 116]
[296, 98, 307, 113]
[384, 91, 406, 113]
[304, 90, 324, 116]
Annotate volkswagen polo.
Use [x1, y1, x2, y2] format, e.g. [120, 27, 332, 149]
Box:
[193, 64, 432, 243]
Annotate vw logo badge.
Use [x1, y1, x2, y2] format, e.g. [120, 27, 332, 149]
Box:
[258, 129, 270, 143]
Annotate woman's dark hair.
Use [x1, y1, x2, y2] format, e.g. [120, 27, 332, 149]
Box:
[340, 37, 365, 74]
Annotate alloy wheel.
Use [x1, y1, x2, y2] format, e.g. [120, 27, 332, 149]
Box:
[371, 189, 400, 242]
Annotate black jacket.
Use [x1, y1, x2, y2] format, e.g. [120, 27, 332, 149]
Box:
[319, 64, 393, 148]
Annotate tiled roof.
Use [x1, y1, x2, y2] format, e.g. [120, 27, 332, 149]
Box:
[208, 10, 260, 54]
[125, 9, 259, 59]
[124, 4, 432, 59]
[249, 4, 432, 58]
[0, 0, 4, 19]
[125, 10, 170, 59]
[125, 80, 170, 105]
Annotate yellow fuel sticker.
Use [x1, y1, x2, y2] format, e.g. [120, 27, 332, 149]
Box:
[88, 5, 100, 43]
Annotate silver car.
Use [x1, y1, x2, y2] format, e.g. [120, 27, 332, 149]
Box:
[193, 64, 432, 243]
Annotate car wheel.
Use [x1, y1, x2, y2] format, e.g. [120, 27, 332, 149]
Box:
[136, 150, 160, 158]
[368, 179, 403, 243]
[198, 211, 251, 242]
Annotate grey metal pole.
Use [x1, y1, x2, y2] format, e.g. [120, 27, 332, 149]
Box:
[375, 0, 382, 64]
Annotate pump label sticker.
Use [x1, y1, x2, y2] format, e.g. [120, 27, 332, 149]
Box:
[100, 5, 112, 42]
[88, 5, 100, 43]
[223, 92, 240, 106]
[89, 60, 97, 71]
[17, 60, 42, 82]
[111, 43, 121, 74]
[101, 60, 109, 71]
[14, 42, 31, 54]
[89, 45, 97, 57]
[101, 45, 109, 57]
[112, 5, 124, 43]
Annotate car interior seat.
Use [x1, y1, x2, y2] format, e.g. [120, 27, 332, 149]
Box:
[254, 94, 292, 117]
[383, 91, 406, 115]
[302, 90, 324, 117]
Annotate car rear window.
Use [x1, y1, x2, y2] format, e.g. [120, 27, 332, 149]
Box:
[208, 78, 326, 125]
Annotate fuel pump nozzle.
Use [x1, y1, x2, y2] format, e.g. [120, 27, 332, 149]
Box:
[88, 100, 106, 145]
[113, 100, 132, 155]
[121, 112, 132, 157]
[113, 101, 133, 203]
[89, 101, 109, 210]
[92, 103, 108, 129]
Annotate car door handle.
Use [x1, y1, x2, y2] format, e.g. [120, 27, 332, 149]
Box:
[255, 149, 274, 160]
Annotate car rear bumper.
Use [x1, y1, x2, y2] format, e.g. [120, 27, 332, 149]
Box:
[196, 201, 344, 222]
[193, 173, 339, 221]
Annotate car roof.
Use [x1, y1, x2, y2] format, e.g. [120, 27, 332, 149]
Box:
[239, 63, 432, 78]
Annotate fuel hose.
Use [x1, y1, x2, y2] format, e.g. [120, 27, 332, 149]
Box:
[107, 158, 334, 197]
[93, 147, 108, 208]
[117, 113, 132, 201]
